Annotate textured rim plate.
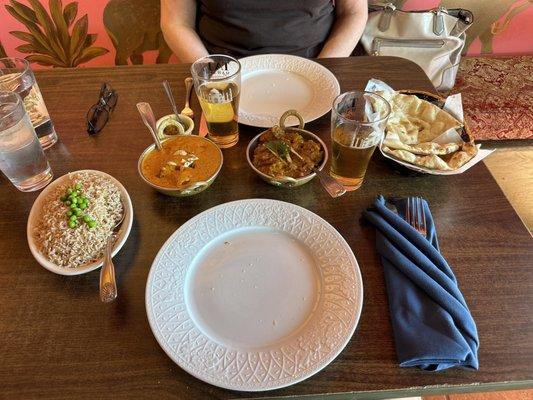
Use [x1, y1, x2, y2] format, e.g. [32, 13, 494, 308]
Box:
[238, 55, 340, 128]
[27, 170, 133, 276]
[145, 199, 363, 391]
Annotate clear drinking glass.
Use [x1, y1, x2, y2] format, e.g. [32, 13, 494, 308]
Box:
[0, 57, 58, 149]
[191, 55, 241, 148]
[330, 91, 391, 191]
[0, 91, 53, 192]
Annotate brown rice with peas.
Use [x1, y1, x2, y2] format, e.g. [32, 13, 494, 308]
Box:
[34, 172, 123, 269]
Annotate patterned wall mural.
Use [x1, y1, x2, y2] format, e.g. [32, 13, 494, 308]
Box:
[0, 0, 532, 69]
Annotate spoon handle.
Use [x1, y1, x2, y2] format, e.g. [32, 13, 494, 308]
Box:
[162, 80, 186, 126]
[136, 102, 163, 150]
[315, 168, 346, 198]
[184, 77, 193, 108]
[100, 236, 117, 303]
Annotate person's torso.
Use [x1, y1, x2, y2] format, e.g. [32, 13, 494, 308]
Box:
[197, 0, 335, 58]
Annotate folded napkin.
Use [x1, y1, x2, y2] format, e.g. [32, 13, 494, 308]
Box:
[363, 196, 479, 371]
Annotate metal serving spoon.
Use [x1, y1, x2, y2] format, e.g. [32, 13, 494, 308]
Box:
[162, 80, 187, 128]
[100, 202, 126, 303]
[136, 102, 163, 150]
[289, 148, 346, 198]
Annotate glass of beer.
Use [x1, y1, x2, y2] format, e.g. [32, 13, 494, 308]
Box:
[191, 55, 241, 148]
[330, 91, 390, 191]
[0, 58, 58, 149]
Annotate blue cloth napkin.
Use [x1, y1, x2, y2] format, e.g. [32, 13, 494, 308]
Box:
[363, 195, 479, 371]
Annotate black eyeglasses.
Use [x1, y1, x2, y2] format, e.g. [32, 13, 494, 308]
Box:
[87, 83, 118, 134]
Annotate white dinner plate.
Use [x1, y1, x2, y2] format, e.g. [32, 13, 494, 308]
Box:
[27, 170, 133, 276]
[238, 54, 340, 128]
[146, 199, 363, 391]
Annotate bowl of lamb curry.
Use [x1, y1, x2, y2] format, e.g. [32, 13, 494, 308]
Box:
[138, 135, 223, 197]
[246, 110, 327, 187]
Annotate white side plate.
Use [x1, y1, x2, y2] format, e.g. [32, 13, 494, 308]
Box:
[146, 199, 363, 391]
[238, 55, 340, 128]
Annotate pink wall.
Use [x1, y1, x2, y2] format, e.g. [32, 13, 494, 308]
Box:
[1, 0, 532, 69]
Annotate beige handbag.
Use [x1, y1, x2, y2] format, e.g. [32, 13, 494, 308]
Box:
[361, 3, 473, 92]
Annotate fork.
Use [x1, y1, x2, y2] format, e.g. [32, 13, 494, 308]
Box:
[405, 197, 427, 237]
[100, 201, 126, 303]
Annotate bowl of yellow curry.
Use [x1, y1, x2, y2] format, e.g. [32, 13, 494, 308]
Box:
[247, 110, 327, 188]
[138, 135, 223, 197]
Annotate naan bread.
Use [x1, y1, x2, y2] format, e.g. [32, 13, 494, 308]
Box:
[383, 132, 460, 155]
[383, 142, 478, 171]
[443, 142, 479, 169]
[383, 146, 453, 170]
[375, 91, 462, 144]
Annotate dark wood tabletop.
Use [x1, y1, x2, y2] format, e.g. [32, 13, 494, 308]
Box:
[0, 57, 531, 400]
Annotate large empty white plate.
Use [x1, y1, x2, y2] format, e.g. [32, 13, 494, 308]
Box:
[238, 55, 340, 128]
[146, 199, 363, 391]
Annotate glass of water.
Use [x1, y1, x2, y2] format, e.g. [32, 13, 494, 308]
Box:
[0, 57, 58, 149]
[0, 91, 53, 192]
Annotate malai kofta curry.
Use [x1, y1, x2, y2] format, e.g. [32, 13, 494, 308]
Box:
[141, 136, 222, 188]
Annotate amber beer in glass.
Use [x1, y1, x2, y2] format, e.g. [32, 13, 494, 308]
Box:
[330, 91, 390, 190]
[191, 55, 241, 148]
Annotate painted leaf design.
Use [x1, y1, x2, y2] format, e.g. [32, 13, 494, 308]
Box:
[73, 47, 109, 65]
[0, 41, 7, 58]
[49, 0, 70, 50]
[25, 54, 67, 67]
[62, 2, 77, 27]
[7, 1, 107, 68]
[85, 33, 97, 47]
[15, 44, 36, 54]
[9, 30, 52, 55]
[26, 0, 56, 38]
[69, 14, 88, 62]
[26, 0, 68, 63]
[6, 1, 37, 25]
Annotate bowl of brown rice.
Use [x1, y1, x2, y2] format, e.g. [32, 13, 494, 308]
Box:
[27, 170, 133, 276]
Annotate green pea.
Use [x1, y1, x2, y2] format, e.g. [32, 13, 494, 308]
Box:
[68, 220, 76, 229]
[75, 183, 82, 190]
[69, 215, 77, 222]
[83, 215, 91, 223]
[69, 203, 77, 210]
[73, 208, 81, 216]
[66, 210, 73, 217]
[71, 198, 78, 205]
[88, 220, 97, 229]
[65, 200, 71, 206]
[79, 203, 87, 210]
[67, 188, 73, 195]
[80, 197, 88, 203]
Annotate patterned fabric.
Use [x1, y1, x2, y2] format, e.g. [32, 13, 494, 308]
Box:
[453, 56, 533, 140]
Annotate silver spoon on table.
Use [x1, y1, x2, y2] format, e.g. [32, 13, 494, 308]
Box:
[137, 102, 163, 150]
[100, 203, 126, 303]
[162, 80, 187, 129]
[289, 147, 346, 198]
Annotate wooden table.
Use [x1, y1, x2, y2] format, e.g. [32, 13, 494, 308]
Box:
[0, 57, 531, 400]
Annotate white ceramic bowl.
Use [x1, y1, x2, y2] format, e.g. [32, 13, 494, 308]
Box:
[27, 170, 133, 276]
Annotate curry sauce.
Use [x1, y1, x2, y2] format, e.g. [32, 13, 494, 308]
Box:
[141, 136, 222, 188]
